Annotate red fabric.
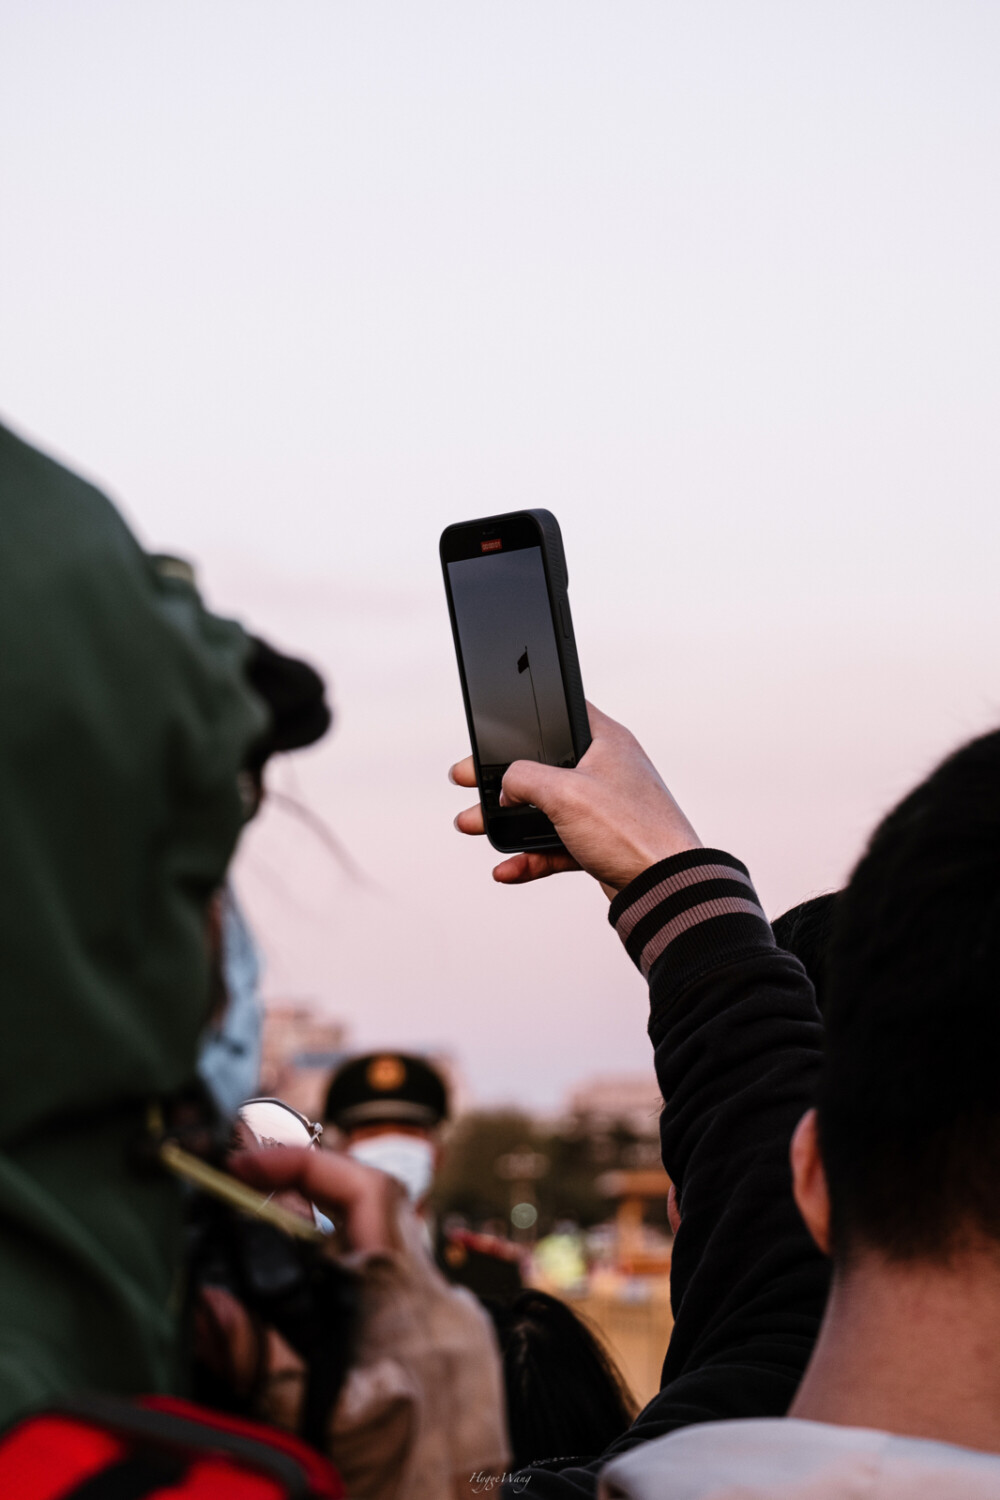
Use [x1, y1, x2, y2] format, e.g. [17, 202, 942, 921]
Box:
[0, 1414, 124, 1500]
[0, 1396, 345, 1500]
[140, 1397, 345, 1499]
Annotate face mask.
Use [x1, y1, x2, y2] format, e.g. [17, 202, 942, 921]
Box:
[347, 1133, 436, 1205]
[197, 888, 262, 1120]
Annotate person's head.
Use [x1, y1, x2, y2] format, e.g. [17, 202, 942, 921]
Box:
[323, 1053, 449, 1205]
[771, 892, 839, 1014]
[242, 635, 332, 812]
[792, 729, 1000, 1269]
[487, 1290, 636, 1467]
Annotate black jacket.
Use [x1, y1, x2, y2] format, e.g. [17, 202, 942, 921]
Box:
[506, 849, 831, 1498]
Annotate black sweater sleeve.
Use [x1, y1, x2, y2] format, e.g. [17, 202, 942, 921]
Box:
[504, 850, 831, 1499]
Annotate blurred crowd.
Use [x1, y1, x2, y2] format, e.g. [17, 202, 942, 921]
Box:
[3, 416, 1000, 1499]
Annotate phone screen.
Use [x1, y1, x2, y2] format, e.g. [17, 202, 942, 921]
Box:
[447, 543, 575, 814]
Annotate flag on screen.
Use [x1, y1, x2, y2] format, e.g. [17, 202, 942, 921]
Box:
[517, 649, 530, 674]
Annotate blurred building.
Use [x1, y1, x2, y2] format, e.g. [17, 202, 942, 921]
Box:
[258, 1002, 349, 1120]
[563, 1073, 663, 1167]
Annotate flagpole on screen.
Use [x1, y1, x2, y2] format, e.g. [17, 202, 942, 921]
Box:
[520, 645, 546, 762]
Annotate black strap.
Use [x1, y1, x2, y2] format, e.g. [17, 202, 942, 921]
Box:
[48, 1394, 311, 1499]
[66, 1452, 187, 1499]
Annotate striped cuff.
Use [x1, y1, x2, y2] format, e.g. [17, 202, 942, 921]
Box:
[608, 849, 774, 982]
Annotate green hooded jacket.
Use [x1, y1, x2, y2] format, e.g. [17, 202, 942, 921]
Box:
[0, 421, 268, 1424]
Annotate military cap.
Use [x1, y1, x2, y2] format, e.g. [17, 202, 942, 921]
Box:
[323, 1053, 449, 1131]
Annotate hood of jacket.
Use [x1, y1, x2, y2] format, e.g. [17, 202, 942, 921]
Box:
[599, 1418, 1000, 1500]
[0, 420, 267, 1420]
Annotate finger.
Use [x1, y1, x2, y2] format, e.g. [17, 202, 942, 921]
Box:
[300, 1151, 403, 1253]
[492, 850, 580, 884]
[583, 700, 629, 746]
[338, 1170, 404, 1255]
[448, 756, 477, 789]
[454, 802, 485, 835]
[229, 1148, 401, 1253]
[230, 1146, 367, 1215]
[229, 1146, 315, 1195]
[584, 700, 614, 734]
[501, 758, 569, 812]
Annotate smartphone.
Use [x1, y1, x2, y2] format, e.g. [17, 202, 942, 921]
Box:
[440, 509, 590, 852]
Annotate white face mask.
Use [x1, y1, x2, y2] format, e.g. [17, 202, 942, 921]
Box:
[347, 1133, 436, 1205]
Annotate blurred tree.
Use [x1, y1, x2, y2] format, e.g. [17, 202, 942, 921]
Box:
[431, 1110, 539, 1225]
[431, 1109, 655, 1235]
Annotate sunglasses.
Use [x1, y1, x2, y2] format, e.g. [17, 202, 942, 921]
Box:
[237, 1097, 324, 1150]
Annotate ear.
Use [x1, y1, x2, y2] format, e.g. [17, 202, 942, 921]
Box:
[791, 1108, 832, 1256]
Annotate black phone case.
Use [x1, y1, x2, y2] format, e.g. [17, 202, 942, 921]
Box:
[440, 508, 590, 853]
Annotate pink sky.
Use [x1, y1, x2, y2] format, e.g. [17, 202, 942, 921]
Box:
[2, 2, 998, 1105]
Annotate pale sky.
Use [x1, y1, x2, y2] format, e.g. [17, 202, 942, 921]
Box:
[2, 2, 998, 1106]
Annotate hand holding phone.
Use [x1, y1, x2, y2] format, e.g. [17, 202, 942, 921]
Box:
[451, 703, 702, 892]
[440, 509, 590, 853]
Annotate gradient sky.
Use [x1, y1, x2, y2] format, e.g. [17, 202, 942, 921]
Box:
[2, 2, 998, 1106]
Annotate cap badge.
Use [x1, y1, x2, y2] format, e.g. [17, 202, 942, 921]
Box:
[367, 1055, 406, 1092]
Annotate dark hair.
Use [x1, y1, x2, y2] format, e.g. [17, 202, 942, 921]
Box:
[487, 1290, 636, 1467]
[772, 893, 839, 1013]
[244, 636, 332, 777]
[819, 729, 1000, 1262]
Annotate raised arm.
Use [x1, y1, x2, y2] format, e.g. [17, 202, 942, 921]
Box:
[609, 850, 828, 1425]
[451, 709, 830, 1497]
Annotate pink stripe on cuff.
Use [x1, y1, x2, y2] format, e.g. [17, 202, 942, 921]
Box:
[639, 896, 765, 978]
[616, 863, 756, 943]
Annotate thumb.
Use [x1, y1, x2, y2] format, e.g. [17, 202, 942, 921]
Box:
[228, 1146, 312, 1194]
[501, 759, 572, 817]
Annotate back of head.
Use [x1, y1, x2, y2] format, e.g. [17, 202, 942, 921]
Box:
[772, 893, 839, 1013]
[820, 729, 1000, 1262]
[487, 1289, 635, 1467]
